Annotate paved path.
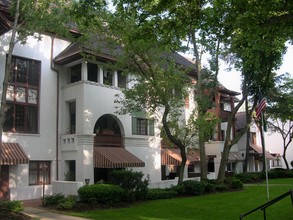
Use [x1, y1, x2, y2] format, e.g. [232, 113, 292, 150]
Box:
[22, 199, 90, 220]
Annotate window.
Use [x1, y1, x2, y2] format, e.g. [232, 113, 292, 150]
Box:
[29, 161, 51, 185]
[68, 102, 76, 134]
[4, 56, 40, 133]
[87, 63, 98, 82]
[118, 71, 126, 88]
[70, 64, 81, 83]
[132, 113, 154, 136]
[103, 69, 113, 86]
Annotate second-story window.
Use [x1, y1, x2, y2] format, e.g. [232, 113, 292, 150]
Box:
[118, 71, 127, 88]
[132, 112, 154, 136]
[103, 69, 113, 86]
[4, 56, 40, 133]
[87, 63, 98, 82]
[70, 64, 81, 83]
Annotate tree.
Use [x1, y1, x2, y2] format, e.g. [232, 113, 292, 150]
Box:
[110, 0, 226, 181]
[106, 6, 208, 183]
[216, 0, 291, 181]
[266, 74, 293, 169]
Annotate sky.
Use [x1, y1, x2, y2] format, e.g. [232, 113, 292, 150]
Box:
[218, 43, 293, 93]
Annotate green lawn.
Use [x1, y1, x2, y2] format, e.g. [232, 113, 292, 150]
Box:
[69, 179, 293, 220]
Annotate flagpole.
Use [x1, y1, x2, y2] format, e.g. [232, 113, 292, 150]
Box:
[260, 112, 269, 200]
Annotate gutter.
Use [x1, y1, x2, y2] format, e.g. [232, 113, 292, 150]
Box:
[50, 35, 60, 181]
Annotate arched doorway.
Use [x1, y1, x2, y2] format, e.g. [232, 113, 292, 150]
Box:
[92, 114, 145, 183]
[93, 114, 123, 183]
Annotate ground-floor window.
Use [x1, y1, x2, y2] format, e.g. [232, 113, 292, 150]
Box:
[29, 161, 51, 185]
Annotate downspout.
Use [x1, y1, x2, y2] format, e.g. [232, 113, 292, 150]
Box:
[50, 35, 60, 180]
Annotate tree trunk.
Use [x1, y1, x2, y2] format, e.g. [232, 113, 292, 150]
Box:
[162, 105, 187, 184]
[282, 147, 289, 170]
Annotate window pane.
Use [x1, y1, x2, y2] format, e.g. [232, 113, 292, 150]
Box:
[3, 104, 14, 132]
[15, 105, 25, 131]
[87, 63, 98, 82]
[29, 171, 38, 185]
[16, 87, 26, 102]
[71, 64, 81, 83]
[118, 71, 126, 88]
[103, 70, 113, 86]
[27, 106, 38, 133]
[28, 60, 40, 86]
[16, 58, 28, 83]
[137, 118, 148, 135]
[28, 89, 38, 104]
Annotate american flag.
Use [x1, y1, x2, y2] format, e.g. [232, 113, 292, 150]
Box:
[256, 96, 266, 118]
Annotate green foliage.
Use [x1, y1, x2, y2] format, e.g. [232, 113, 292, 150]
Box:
[177, 180, 205, 196]
[0, 200, 23, 212]
[268, 168, 293, 178]
[78, 184, 125, 204]
[43, 193, 65, 206]
[235, 172, 262, 183]
[147, 188, 178, 200]
[215, 184, 228, 191]
[224, 177, 244, 189]
[57, 195, 78, 210]
[110, 169, 149, 201]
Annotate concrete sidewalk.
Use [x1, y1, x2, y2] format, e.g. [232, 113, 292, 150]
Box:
[22, 199, 90, 220]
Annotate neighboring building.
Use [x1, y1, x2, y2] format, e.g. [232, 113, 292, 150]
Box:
[0, 3, 200, 200]
[234, 112, 277, 172]
[205, 85, 244, 178]
[264, 119, 292, 170]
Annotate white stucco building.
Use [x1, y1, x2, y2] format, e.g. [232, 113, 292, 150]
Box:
[0, 17, 203, 201]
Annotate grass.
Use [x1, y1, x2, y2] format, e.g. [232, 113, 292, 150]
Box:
[68, 179, 293, 220]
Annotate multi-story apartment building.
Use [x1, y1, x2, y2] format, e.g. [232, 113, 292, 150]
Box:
[0, 2, 202, 200]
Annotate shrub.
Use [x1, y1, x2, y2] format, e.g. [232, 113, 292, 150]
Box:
[215, 184, 228, 191]
[0, 201, 23, 212]
[147, 188, 178, 200]
[177, 180, 205, 196]
[57, 195, 78, 210]
[78, 184, 125, 204]
[202, 180, 216, 193]
[43, 193, 65, 206]
[235, 172, 261, 183]
[268, 168, 293, 178]
[224, 177, 243, 190]
[110, 169, 149, 201]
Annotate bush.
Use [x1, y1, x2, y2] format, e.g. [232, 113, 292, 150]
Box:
[235, 172, 262, 183]
[224, 177, 243, 189]
[57, 195, 78, 210]
[0, 201, 23, 212]
[268, 168, 293, 178]
[110, 169, 149, 201]
[147, 188, 178, 200]
[177, 180, 205, 196]
[78, 184, 125, 204]
[43, 193, 65, 206]
[215, 184, 228, 191]
[202, 180, 216, 193]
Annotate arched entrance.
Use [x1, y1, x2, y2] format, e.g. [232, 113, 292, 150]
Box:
[93, 114, 123, 135]
[93, 114, 145, 183]
[93, 114, 123, 183]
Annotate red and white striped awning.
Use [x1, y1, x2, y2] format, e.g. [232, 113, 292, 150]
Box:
[94, 147, 145, 168]
[161, 148, 200, 166]
[1, 143, 29, 165]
